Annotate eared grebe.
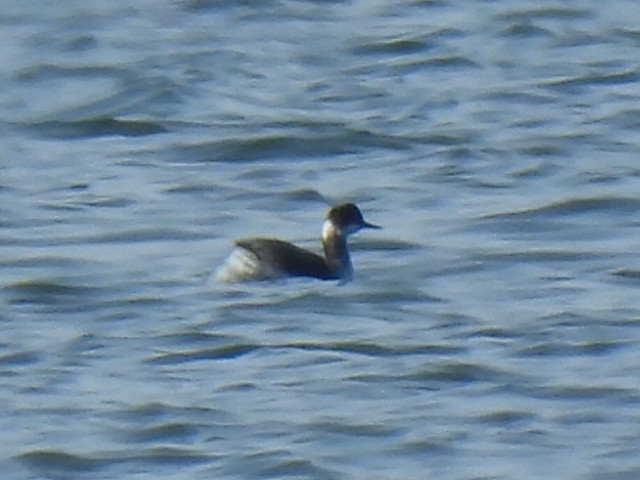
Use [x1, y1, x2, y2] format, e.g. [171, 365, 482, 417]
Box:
[215, 203, 380, 283]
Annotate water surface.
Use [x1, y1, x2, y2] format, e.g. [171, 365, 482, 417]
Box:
[2, 1, 640, 479]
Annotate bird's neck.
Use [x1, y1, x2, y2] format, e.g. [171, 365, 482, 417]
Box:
[322, 220, 352, 280]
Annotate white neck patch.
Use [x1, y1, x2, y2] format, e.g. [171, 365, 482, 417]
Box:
[322, 219, 338, 243]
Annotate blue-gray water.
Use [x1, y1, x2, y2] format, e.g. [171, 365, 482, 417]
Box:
[2, 1, 640, 479]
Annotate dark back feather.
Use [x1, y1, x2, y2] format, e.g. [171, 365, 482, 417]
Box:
[235, 238, 337, 280]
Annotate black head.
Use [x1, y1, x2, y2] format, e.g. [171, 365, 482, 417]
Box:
[327, 203, 380, 234]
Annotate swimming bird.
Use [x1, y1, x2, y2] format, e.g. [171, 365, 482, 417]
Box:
[215, 203, 380, 283]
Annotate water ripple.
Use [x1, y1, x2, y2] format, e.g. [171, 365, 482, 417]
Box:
[407, 361, 519, 385]
[147, 339, 462, 365]
[5, 279, 101, 305]
[29, 117, 167, 138]
[148, 344, 259, 364]
[486, 196, 640, 219]
[350, 36, 435, 56]
[284, 341, 462, 357]
[544, 70, 640, 91]
[170, 128, 412, 164]
[495, 6, 593, 22]
[17, 449, 107, 475]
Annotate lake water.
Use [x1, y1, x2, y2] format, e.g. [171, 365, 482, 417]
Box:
[2, 1, 640, 479]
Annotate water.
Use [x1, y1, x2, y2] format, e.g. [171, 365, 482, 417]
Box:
[2, 1, 640, 478]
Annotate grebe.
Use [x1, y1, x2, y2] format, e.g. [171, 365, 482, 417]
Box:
[215, 203, 380, 283]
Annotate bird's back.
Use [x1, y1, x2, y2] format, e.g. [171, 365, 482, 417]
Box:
[216, 238, 335, 282]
